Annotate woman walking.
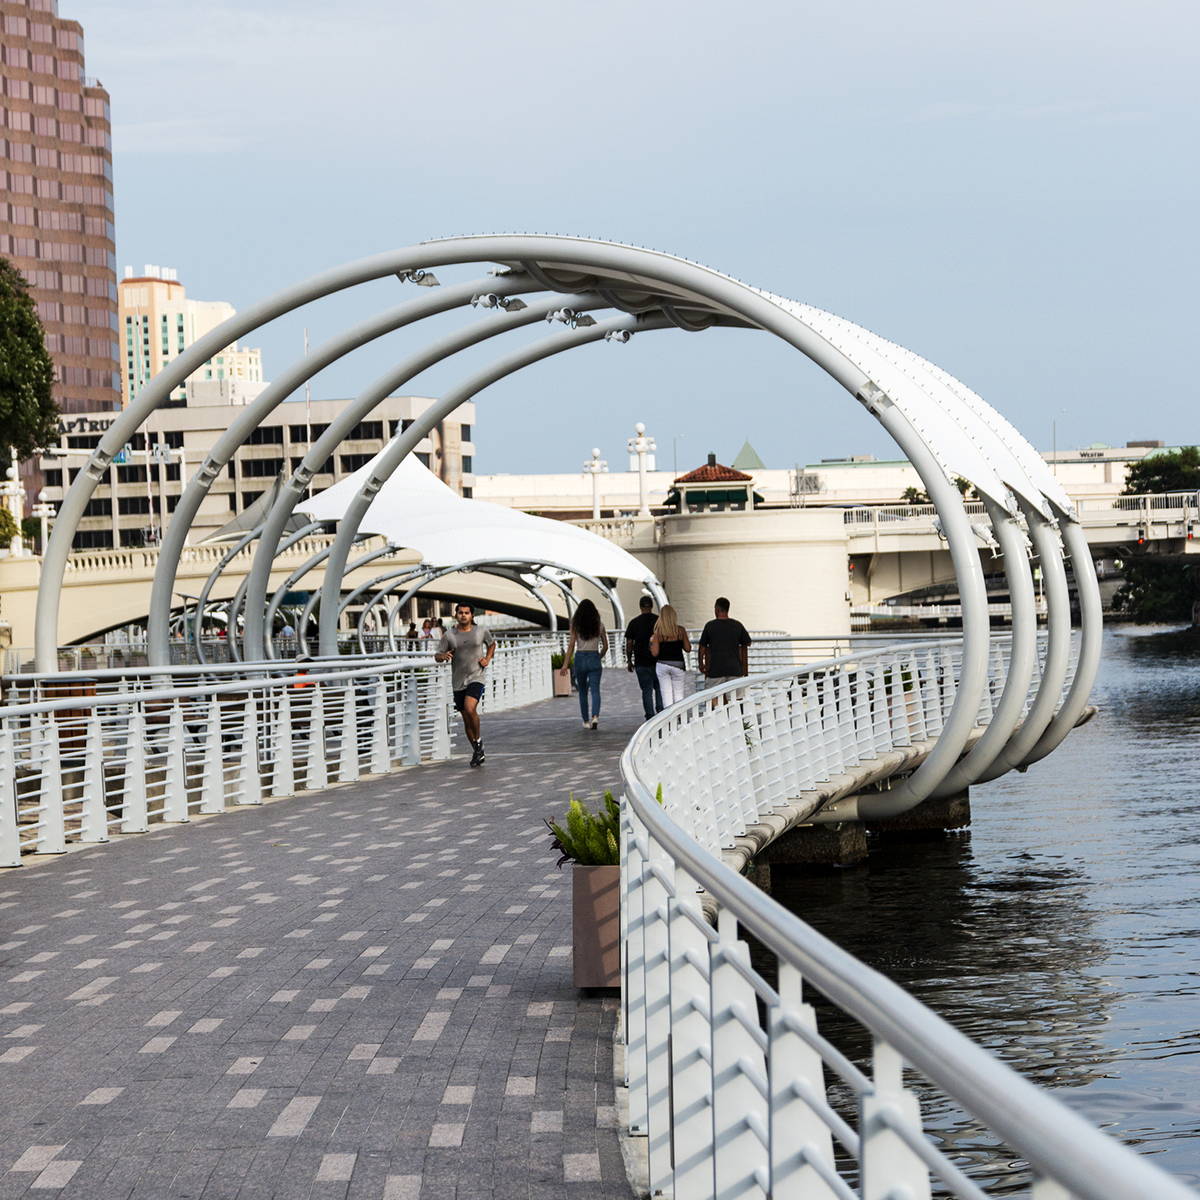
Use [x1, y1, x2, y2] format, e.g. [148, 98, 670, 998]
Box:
[559, 598, 608, 729]
[650, 604, 691, 707]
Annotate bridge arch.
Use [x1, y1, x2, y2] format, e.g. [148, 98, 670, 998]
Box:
[38, 235, 1100, 814]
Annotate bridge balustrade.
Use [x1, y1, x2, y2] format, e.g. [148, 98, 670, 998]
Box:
[620, 640, 1185, 1200]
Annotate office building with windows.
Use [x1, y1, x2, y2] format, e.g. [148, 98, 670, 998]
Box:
[1, 0, 118, 510]
[38, 391, 477, 548]
[118, 265, 262, 406]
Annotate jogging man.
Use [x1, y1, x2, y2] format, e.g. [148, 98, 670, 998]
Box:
[434, 603, 496, 767]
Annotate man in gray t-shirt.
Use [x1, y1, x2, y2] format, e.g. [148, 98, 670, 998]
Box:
[435, 603, 496, 767]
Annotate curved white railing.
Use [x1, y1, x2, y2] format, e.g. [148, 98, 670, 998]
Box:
[0, 641, 551, 864]
[619, 644, 1192, 1200]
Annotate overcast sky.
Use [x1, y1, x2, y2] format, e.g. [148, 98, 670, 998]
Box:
[74, 1, 1198, 474]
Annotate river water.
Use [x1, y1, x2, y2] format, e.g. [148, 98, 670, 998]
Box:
[771, 624, 1200, 1193]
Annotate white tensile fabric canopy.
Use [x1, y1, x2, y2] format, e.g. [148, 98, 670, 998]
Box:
[295, 448, 660, 587]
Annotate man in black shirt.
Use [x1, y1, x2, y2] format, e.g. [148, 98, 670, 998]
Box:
[697, 597, 751, 691]
[624, 596, 663, 720]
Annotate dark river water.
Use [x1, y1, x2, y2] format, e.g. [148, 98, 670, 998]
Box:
[771, 624, 1200, 1193]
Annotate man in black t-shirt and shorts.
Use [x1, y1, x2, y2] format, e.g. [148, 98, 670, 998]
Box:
[435, 603, 496, 767]
[697, 597, 751, 697]
[625, 596, 663, 721]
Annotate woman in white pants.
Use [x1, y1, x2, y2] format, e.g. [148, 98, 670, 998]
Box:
[650, 604, 691, 707]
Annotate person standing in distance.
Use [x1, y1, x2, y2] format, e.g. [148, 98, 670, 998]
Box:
[559, 598, 608, 730]
[625, 596, 663, 721]
[650, 604, 691, 708]
[435, 603, 496, 767]
[697, 597, 751, 699]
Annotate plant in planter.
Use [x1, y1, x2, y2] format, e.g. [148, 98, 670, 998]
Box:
[550, 651, 573, 697]
[546, 791, 620, 988]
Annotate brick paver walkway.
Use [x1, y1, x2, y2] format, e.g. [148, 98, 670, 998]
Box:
[0, 669, 650, 1199]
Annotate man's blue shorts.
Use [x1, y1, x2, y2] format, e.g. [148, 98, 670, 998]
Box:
[453, 682, 485, 712]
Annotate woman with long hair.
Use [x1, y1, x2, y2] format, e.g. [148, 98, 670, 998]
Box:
[650, 604, 691, 707]
[559, 598, 609, 729]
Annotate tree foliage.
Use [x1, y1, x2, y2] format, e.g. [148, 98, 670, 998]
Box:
[1112, 560, 1199, 623]
[1123, 447, 1200, 496]
[0, 507, 18, 544]
[0, 257, 58, 470]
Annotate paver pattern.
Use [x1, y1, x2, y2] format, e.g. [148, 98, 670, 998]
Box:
[0, 671, 648, 1199]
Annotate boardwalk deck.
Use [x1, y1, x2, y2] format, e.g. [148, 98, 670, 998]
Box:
[0, 674, 650, 1199]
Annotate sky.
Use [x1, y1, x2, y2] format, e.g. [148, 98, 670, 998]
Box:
[74, 0, 1198, 475]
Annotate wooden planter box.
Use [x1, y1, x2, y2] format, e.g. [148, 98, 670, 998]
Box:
[572, 864, 621, 988]
[553, 671, 572, 697]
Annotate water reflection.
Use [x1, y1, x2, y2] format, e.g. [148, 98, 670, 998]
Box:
[764, 625, 1200, 1191]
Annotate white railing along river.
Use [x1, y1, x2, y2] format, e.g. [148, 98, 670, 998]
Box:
[619, 639, 1192, 1200]
[0, 641, 551, 864]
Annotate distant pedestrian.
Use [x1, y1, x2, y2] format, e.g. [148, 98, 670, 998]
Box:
[560, 598, 608, 729]
[650, 604, 691, 707]
[625, 596, 663, 720]
[434, 603, 496, 767]
[405, 622, 419, 641]
[419, 619, 433, 641]
[698, 597, 751, 696]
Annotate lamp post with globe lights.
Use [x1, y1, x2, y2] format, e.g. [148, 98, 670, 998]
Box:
[583, 447, 607, 521]
[32, 491, 56, 557]
[626, 423, 656, 518]
[2, 464, 26, 555]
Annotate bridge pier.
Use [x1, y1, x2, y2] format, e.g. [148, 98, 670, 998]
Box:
[866, 787, 971, 837]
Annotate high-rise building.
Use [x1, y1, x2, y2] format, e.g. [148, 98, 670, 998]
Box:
[0, 0, 117, 510]
[118, 265, 263, 406]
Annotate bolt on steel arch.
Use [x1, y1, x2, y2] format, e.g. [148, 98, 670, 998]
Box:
[38, 234, 1102, 818]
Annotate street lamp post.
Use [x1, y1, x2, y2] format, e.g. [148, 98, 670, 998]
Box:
[3, 464, 26, 555]
[1052, 408, 1066, 476]
[582, 447, 607, 521]
[32, 491, 55, 557]
[626, 422, 656, 519]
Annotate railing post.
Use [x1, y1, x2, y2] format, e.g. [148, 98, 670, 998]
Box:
[769, 962, 838, 1199]
[710, 908, 768, 1200]
[122, 707, 149, 833]
[370, 674, 390, 774]
[162, 699, 188, 823]
[669, 862, 717, 1200]
[860, 1038, 931, 1200]
[643, 841, 675, 1197]
[305, 684, 328, 791]
[239, 693, 262, 805]
[39, 714, 67, 852]
[272, 687, 296, 797]
[0, 720, 21, 866]
[199, 698, 224, 813]
[623, 804, 650, 1139]
[431, 669, 452, 761]
[401, 671, 420, 766]
[80, 709, 109, 842]
[337, 683, 361, 782]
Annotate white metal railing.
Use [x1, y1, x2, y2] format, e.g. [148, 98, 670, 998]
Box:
[0, 641, 551, 863]
[619, 641, 1190, 1200]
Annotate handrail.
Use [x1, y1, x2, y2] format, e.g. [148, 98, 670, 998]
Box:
[619, 650, 1191, 1200]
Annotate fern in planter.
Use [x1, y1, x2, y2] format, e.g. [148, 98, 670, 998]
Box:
[550, 651, 574, 671]
[546, 791, 620, 866]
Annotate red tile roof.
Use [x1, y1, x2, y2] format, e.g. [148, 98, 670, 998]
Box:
[673, 462, 753, 485]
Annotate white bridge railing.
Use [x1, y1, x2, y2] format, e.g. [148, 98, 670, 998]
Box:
[619, 640, 1191, 1200]
[0, 641, 551, 864]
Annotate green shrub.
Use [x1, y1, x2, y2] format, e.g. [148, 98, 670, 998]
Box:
[546, 790, 620, 866]
[550, 651, 573, 670]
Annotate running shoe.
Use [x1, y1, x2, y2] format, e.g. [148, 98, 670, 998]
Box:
[590, 717, 598, 730]
[470, 740, 485, 767]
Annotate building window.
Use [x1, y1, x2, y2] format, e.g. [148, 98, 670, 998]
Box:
[462, 456, 473, 474]
[242, 491, 263, 507]
[82, 497, 112, 516]
[245, 425, 283, 445]
[347, 420, 382, 441]
[116, 465, 147, 484]
[118, 495, 151, 515]
[43, 469, 63, 488]
[241, 457, 283, 478]
[229, 493, 238, 511]
[416, 453, 431, 468]
[289, 423, 329, 443]
[340, 454, 373, 473]
[462, 486, 472, 498]
[461, 424, 471, 442]
[72, 529, 113, 549]
[291, 456, 334, 475]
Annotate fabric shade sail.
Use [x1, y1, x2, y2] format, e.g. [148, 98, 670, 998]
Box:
[294, 447, 661, 587]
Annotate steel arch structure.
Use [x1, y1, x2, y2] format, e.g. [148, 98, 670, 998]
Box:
[37, 234, 1101, 818]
